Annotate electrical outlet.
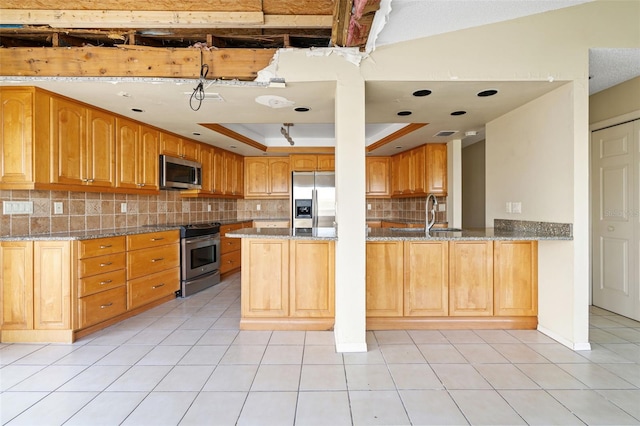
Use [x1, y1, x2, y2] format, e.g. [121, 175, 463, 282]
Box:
[438, 203, 446, 212]
[505, 202, 512, 213]
[256, 204, 261, 211]
[367, 204, 372, 210]
[2, 201, 34, 215]
[207, 204, 211, 212]
[120, 203, 127, 213]
[54, 202, 63, 214]
[512, 202, 522, 214]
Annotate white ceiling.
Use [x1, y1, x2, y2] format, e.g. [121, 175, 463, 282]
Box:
[2, 0, 638, 155]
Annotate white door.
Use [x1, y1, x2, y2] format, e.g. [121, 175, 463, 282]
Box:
[591, 120, 639, 320]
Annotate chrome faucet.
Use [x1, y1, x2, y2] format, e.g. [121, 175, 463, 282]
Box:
[425, 193, 438, 233]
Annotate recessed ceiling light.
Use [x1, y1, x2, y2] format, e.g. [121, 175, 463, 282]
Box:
[131, 108, 144, 113]
[229, 145, 237, 149]
[477, 89, 498, 97]
[294, 107, 310, 112]
[451, 110, 467, 116]
[412, 89, 432, 97]
[397, 111, 412, 116]
[192, 132, 201, 136]
[394, 146, 403, 149]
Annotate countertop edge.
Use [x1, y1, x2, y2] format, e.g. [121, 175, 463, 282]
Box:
[0, 226, 182, 241]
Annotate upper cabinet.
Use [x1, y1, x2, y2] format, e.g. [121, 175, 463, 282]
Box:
[0, 88, 37, 188]
[390, 143, 447, 197]
[160, 132, 200, 162]
[115, 119, 159, 193]
[289, 154, 334, 171]
[366, 157, 391, 198]
[244, 157, 290, 199]
[224, 151, 244, 197]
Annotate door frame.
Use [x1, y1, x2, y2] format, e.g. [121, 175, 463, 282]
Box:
[589, 109, 640, 308]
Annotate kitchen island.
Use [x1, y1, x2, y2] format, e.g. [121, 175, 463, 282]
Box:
[227, 220, 572, 331]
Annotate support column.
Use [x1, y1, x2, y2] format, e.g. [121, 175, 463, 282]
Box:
[333, 75, 367, 353]
[447, 139, 462, 228]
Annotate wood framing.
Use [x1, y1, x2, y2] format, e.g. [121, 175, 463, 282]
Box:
[366, 123, 429, 153]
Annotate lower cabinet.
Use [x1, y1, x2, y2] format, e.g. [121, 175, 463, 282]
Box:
[494, 240, 538, 316]
[366, 241, 404, 317]
[220, 221, 252, 276]
[404, 241, 449, 316]
[449, 241, 494, 316]
[0, 230, 180, 343]
[240, 238, 335, 329]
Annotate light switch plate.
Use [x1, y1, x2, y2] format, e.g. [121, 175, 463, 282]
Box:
[3, 201, 34, 215]
[367, 204, 372, 210]
[54, 202, 63, 214]
[120, 203, 127, 213]
[257, 204, 261, 211]
[512, 202, 522, 214]
[505, 202, 512, 213]
[207, 204, 212, 212]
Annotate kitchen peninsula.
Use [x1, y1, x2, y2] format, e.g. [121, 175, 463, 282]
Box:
[227, 220, 572, 331]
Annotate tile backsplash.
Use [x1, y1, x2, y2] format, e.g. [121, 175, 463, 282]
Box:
[1, 190, 446, 236]
[0, 190, 237, 237]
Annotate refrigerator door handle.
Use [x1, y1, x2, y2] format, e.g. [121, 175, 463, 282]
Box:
[312, 189, 318, 228]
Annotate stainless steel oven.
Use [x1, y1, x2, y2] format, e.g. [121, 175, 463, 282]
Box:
[178, 223, 221, 297]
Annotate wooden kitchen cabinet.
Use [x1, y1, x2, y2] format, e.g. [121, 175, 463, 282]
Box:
[411, 145, 426, 194]
[115, 118, 160, 193]
[389, 143, 447, 197]
[366, 157, 391, 197]
[289, 154, 318, 171]
[290, 240, 335, 317]
[0, 241, 34, 330]
[33, 241, 72, 331]
[0, 88, 37, 188]
[426, 143, 447, 194]
[126, 230, 180, 309]
[198, 144, 215, 194]
[366, 241, 404, 317]
[160, 132, 200, 161]
[223, 151, 244, 197]
[494, 241, 538, 316]
[241, 239, 290, 317]
[404, 241, 449, 316]
[220, 222, 252, 276]
[244, 157, 290, 198]
[449, 241, 493, 316]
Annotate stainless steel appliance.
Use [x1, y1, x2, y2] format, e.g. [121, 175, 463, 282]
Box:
[178, 222, 221, 297]
[159, 154, 202, 190]
[291, 171, 336, 229]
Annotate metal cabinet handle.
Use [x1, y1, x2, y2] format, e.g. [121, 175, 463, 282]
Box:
[99, 244, 112, 249]
[100, 262, 113, 267]
[151, 237, 164, 241]
[152, 283, 165, 289]
[151, 258, 164, 262]
[88, 179, 94, 183]
[100, 302, 113, 309]
[99, 279, 112, 285]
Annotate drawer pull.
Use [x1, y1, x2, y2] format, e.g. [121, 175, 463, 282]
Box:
[99, 279, 112, 285]
[152, 283, 165, 289]
[151, 257, 164, 263]
[99, 244, 112, 249]
[151, 237, 165, 241]
[100, 302, 113, 309]
[100, 262, 113, 267]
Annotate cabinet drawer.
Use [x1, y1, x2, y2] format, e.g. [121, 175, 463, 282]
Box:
[221, 249, 241, 274]
[78, 269, 126, 297]
[127, 244, 179, 280]
[221, 237, 241, 253]
[77, 237, 126, 259]
[78, 253, 126, 278]
[220, 223, 243, 234]
[127, 230, 179, 251]
[128, 267, 179, 309]
[78, 286, 127, 329]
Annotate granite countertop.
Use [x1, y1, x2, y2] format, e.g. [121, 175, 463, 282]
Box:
[0, 225, 182, 242]
[226, 225, 572, 241]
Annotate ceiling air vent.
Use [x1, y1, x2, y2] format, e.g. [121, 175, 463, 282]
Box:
[183, 92, 225, 101]
[434, 130, 458, 137]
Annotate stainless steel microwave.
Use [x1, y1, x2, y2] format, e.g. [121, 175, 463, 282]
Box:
[159, 155, 202, 190]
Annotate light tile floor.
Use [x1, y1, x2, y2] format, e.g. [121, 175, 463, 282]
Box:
[1, 273, 639, 425]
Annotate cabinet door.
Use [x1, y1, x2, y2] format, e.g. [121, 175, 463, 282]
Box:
[399, 151, 413, 194]
[426, 144, 447, 194]
[449, 241, 493, 316]
[269, 158, 290, 197]
[33, 241, 71, 330]
[0, 242, 34, 330]
[290, 240, 334, 317]
[199, 145, 214, 193]
[86, 108, 115, 187]
[115, 118, 139, 189]
[160, 132, 182, 158]
[366, 241, 403, 317]
[181, 139, 200, 162]
[391, 155, 402, 196]
[366, 157, 390, 197]
[290, 154, 317, 171]
[494, 241, 538, 316]
[138, 125, 159, 190]
[244, 158, 270, 197]
[212, 148, 225, 194]
[0, 89, 34, 186]
[404, 241, 448, 316]
[411, 146, 426, 194]
[241, 239, 289, 317]
[224, 151, 236, 196]
[317, 155, 335, 171]
[51, 97, 86, 185]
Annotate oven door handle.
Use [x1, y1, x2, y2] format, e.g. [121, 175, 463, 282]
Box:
[184, 234, 220, 245]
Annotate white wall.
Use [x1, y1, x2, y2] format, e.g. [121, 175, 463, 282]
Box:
[462, 140, 486, 228]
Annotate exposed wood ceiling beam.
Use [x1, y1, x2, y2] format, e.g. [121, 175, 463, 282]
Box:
[331, 0, 353, 47]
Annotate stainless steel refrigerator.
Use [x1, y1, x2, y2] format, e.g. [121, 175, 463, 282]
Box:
[291, 171, 336, 229]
